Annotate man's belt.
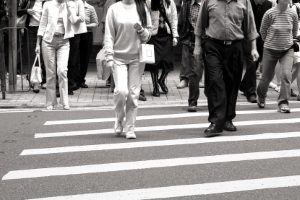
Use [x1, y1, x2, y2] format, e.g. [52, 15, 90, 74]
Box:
[208, 37, 241, 46]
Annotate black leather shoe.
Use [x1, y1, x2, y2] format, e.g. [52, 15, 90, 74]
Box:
[204, 123, 223, 137]
[68, 90, 74, 95]
[187, 105, 197, 112]
[81, 83, 88, 88]
[223, 121, 237, 131]
[246, 95, 257, 103]
[56, 91, 60, 98]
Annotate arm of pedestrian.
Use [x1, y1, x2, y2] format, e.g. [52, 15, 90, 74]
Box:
[193, 35, 202, 57]
[251, 39, 259, 62]
[35, 36, 42, 54]
[173, 37, 178, 46]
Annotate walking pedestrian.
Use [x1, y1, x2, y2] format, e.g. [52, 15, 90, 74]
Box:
[35, 0, 78, 110]
[240, 0, 273, 103]
[194, 0, 259, 136]
[67, 0, 87, 95]
[291, 0, 300, 100]
[101, 0, 147, 101]
[178, 0, 204, 112]
[257, 0, 298, 113]
[146, 0, 178, 97]
[104, 0, 151, 139]
[17, 0, 47, 93]
[75, 0, 98, 89]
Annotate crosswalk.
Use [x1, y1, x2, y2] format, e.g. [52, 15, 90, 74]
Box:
[2, 104, 300, 199]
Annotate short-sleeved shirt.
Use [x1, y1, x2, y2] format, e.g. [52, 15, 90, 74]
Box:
[84, 1, 98, 32]
[195, 0, 259, 41]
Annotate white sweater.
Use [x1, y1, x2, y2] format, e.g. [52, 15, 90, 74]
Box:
[104, 1, 152, 62]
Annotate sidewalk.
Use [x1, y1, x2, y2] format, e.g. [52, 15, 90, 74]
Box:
[0, 64, 298, 109]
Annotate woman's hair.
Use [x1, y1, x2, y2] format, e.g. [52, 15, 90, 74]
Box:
[151, 0, 170, 11]
[135, 0, 147, 26]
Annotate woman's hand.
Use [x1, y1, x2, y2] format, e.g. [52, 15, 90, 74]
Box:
[35, 43, 41, 54]
[27, 9, 35, 16]
[106, 60, 114, 68]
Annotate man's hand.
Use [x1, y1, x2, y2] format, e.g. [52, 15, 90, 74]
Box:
[251, 49, 259, 62]
[173, 38, 178, 46]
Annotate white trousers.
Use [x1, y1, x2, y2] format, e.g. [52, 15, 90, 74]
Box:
[42, 36, 70, 107]
[112, 59, 145, 133]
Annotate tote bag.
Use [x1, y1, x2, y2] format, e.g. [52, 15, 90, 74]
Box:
[139, 43, 155, 64]
[96, 49, 111, 80]
[30, 54, 42, 84]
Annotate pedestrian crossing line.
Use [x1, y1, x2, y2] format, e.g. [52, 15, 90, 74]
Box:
[43, 108, 300, 126]
[3, 149, 300, 180]
[35, 118, 300, 138]
[25, 175, 300, 200]
[21, 131, 300, 156]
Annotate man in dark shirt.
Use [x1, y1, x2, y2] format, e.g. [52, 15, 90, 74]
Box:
[194, 0, 259, 137]
[178, 0, 204, 112]
[240, 0, 273, 103]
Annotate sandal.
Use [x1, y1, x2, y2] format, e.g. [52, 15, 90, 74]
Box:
[278, 104, 290, 113]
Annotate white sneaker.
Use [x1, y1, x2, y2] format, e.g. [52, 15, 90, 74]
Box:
[114, 121, 123, 136]
[177, 80, 188, 89]
[126, 131, 136, 139]
[46, 105, 53, 110]
[63, 105, 70, 110]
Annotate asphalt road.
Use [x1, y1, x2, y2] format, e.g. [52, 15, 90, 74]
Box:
[1, 101, 300, 200]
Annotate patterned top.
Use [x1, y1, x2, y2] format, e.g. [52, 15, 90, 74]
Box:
[83, 1, 98, 32]
[189, 0, 200, 31]
[260, 7, 298, 51]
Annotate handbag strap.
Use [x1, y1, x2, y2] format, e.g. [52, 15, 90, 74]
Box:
[33, 54, 41, 68]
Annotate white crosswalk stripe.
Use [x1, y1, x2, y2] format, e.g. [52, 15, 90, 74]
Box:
[35, 118, 300, 138]
[21, 131, 300, 155]
[26, 175, 300, 200]
[2, 106, 300, 199]
[3, 149, 300, 180]
[43, 108, 300, 126]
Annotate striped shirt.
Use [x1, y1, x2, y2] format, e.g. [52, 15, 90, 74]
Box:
[84, 1, 98, 32]
[260, 7, 298, 51]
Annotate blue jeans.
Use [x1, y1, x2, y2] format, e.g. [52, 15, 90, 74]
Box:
[257, 48, 294, 105]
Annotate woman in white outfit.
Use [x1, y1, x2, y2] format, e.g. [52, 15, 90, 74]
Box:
[35, 0, 78, 110]
[104, 0, 151, 139]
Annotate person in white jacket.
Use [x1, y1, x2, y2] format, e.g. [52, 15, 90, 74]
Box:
[104, 0, 151, 139]
[35, 0, 78, 110]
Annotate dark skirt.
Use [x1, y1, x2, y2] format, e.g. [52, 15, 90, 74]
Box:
[145, 32, 174, 72]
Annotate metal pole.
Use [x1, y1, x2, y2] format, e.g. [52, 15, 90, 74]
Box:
[7, 0, 17, 92]
[0, 30, 6, 99]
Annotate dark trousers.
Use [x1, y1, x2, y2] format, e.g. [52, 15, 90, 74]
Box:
[203, 39, 243, 126]
[240, 38, 263, 97]
[28, 26, 46, 83]
[67, 34, 81, 88]
[182, 44, 204, 106]
[77, 32, 93, 85]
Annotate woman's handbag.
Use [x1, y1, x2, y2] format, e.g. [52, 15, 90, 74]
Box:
[96, 49, 111, 80]
[139, 43, 155, 64]
[30, 54, 42, 84]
